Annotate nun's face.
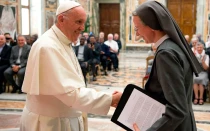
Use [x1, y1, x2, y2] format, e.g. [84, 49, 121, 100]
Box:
[133, 16, 154, 43]
[62, 6, 86, 42]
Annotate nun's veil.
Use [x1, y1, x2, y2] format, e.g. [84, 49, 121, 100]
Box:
[133, 1, 202, 76]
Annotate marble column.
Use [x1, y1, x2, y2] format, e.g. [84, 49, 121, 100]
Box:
[30, 0, 45, 36]
[120, 0, 126, 49]
[196, 0, 205, 36]
[91, 1, 99, 35]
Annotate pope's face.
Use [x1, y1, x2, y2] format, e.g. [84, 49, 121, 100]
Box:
[133, 16, 154, 43]
[63, 6, 86, 42]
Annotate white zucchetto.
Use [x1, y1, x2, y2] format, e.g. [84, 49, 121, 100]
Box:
[56, 1, 80, 16]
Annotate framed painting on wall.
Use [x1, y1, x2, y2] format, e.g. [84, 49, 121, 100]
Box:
[46, 0, 57, 9]
[0, 5, 17, 39]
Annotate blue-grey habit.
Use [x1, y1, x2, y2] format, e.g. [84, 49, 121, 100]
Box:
[134, 1, 202, 131]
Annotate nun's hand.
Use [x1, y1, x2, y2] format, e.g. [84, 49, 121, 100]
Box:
[133, 123, 140, 131]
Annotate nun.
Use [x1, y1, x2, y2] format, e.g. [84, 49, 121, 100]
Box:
[132, 1, 202, 131]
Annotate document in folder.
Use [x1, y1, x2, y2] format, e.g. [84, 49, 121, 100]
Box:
[111, 84, 165, 131]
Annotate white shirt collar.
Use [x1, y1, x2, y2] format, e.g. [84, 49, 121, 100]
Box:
[154, 34, 169, 48]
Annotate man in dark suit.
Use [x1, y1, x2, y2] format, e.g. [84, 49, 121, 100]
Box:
[4, 35, 31, 93]
[88, 35, 101, 81]
[74, 36, 92, 83]
[132, 1, 202, 131]
[114, 33, 122, 54]
[99, 37, 110, 76]
[0, 35, 11, 93]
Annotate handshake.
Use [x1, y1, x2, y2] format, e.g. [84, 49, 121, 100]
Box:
[111, 91, 141, 131]
[111, 91, 122, 107]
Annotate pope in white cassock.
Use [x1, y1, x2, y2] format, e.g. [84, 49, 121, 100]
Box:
[20, 1, 122, 131]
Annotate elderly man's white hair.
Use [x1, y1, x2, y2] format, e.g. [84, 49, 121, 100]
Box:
[184, 35, 189, 39]
[108, 34, 113, 38]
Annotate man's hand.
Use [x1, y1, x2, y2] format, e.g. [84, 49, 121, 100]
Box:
[12, 65, 20, 72]
[109, 47, 114, 52]
[201, 55, 206, 63]
[133, 123, 140, 131]
[109, 47, 117, 53]
[100, 51, 105, 54]
[111, 91, 122, 107]
[91, 44, 95, 50]
[84, 62, 88, 68]
[87, 43, 91, 48]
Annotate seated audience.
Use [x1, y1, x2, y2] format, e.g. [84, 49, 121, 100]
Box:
[205, 36, 210, 49]
[88, 35, 101, 81]
[4, 35, 31, 93]
[4, 33, 16, 47]
[104, 34, 119, 71]
[114, 33, 122, 54]
[25, 35, 32, 45]
[191, 37, 205, 56]
[0, 35, 11, 93]
[189, 34, 197, 48]
[99, 37, 110, 76]
[193, 43, 209, 105]
[30, 34, 38, 46]
[74, 36, 92, 83]
[191, 37, 199, 54]
[184, 35, 190, 46]
[83, 32, 89, 44]
[197, 33, 206, 49]
[99, 32, 105, 39]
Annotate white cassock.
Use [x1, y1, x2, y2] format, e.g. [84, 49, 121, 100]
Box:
[20, 25, 112, 131]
